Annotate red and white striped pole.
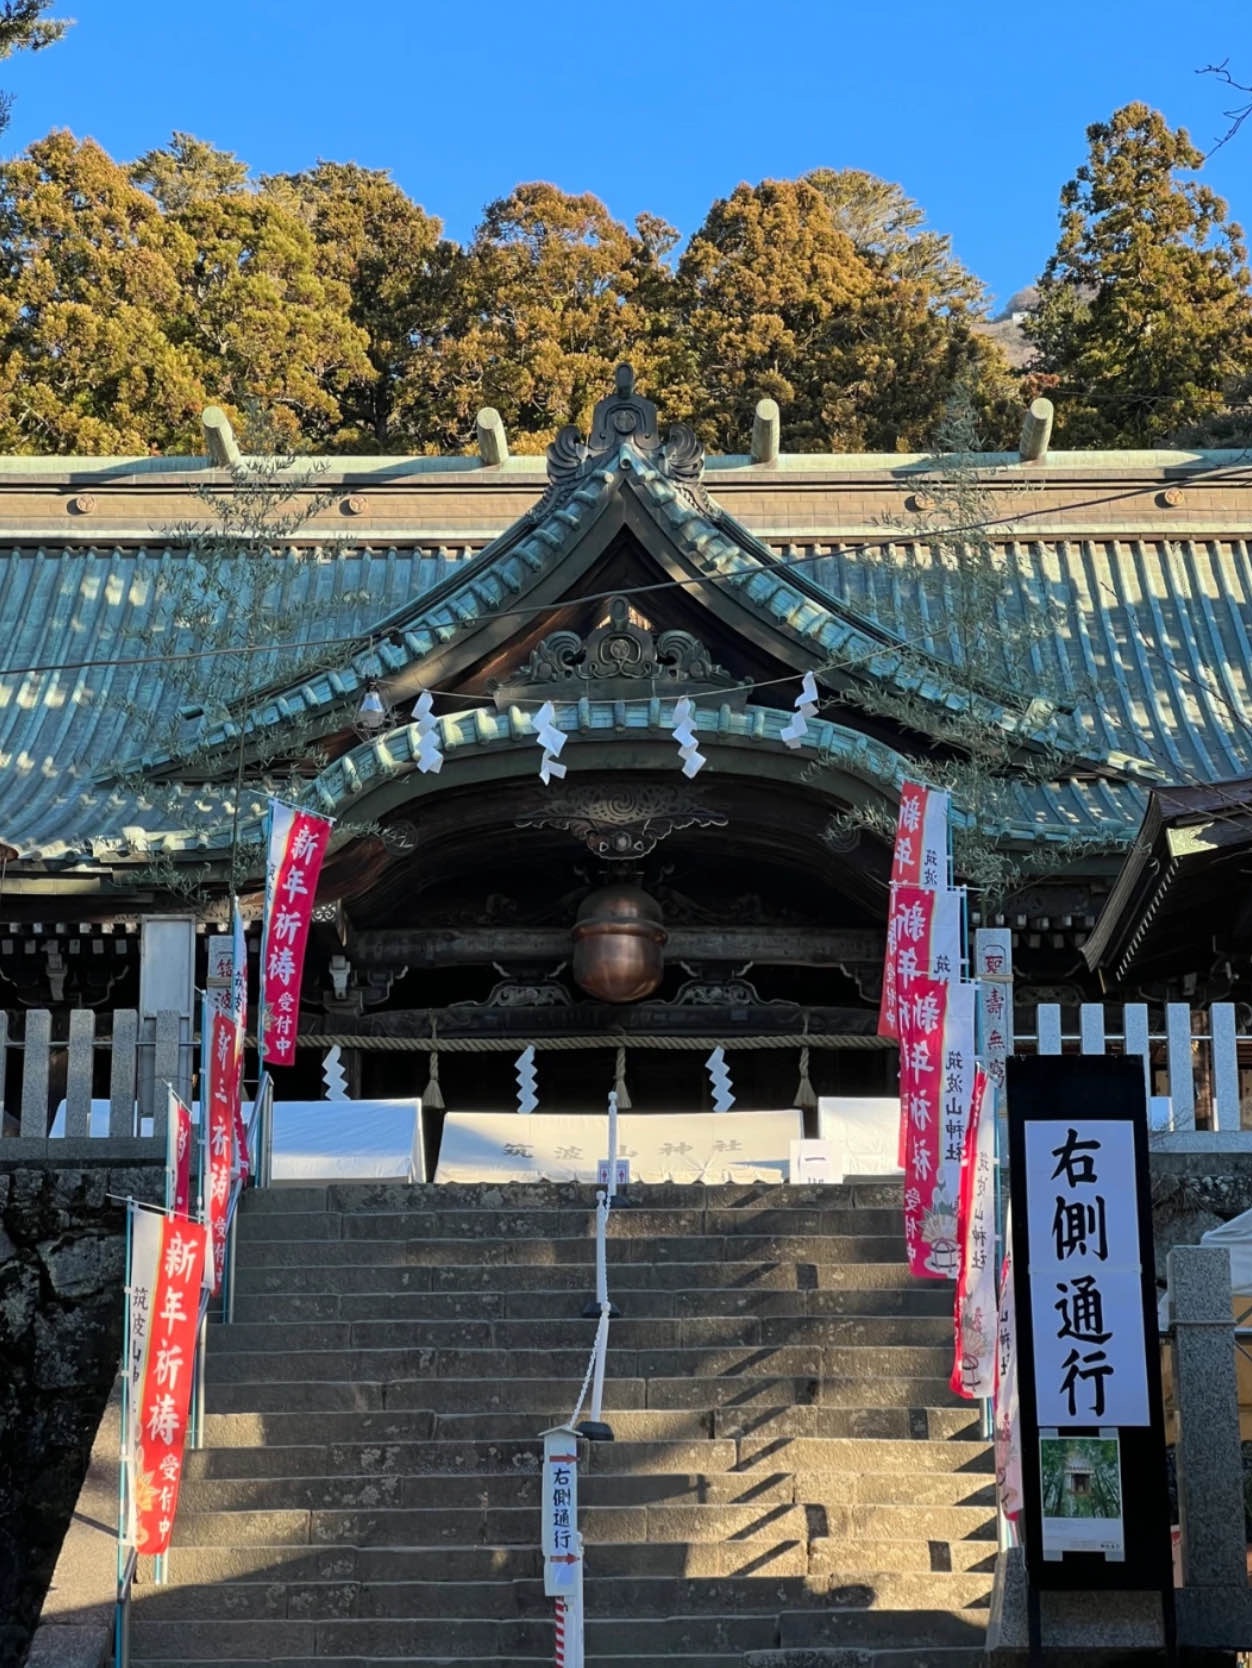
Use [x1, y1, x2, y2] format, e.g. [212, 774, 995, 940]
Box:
[554, 1597, 567, 1668]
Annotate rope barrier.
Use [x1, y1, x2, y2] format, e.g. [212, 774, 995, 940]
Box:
[275, 1031, 894, 1052]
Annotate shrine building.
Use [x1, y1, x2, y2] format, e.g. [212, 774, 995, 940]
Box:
[0, 367, 1250, 1133]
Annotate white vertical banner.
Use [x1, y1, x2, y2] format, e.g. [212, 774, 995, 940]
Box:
[1023, 1120, 1149, 1428]
[974, 927, 1013, 1104]
[541, 1427, 581, 1597]
[124, 1204, 163, 1547]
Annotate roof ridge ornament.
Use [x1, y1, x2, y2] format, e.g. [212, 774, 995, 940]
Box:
[543, 364, 712, 513]
[491, 595, 742, 708]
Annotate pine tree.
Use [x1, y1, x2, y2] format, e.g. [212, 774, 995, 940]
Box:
[1026, 102, 1252, 446]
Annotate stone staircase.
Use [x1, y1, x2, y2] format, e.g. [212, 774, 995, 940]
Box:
[128, 1180, 995, 1666]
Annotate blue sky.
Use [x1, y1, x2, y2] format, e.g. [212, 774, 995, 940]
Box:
[4, 0, 1251, 310]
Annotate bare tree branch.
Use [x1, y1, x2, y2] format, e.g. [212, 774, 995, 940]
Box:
[1198, 59, 1252, 155]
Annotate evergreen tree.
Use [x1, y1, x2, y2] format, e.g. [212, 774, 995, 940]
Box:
[661, 177, 1013, 455]
[442, 183, 674, 453]
[263, 161, 459, 453]
[804, 167, 986, 311]
[1025, 102, 1252, 446]
[132, 136, 374, 450]
[0, 132, 204, 453]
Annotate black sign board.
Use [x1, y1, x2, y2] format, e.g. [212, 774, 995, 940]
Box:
[1006, 1053, 1171, 1591]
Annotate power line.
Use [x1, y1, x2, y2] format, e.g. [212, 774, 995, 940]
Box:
[0, 492, 1130, 688]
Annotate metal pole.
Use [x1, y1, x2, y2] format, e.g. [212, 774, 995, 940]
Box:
[223, 1194, 239, 1325]
[588, 1307, 610, 1427]
[115, 1203, 134, 1667]
[190, 1309, 208, 1450]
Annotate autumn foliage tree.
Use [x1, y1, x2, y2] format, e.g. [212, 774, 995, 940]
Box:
[1025, 103, 1252, 446]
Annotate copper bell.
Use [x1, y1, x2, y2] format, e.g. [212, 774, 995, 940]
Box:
[571, 884, 667, 1003]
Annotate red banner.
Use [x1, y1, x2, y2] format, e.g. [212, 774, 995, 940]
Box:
[899, 976, 975, 1279]
[204, 1006, 234, 1293]
[951, 1067, 996, 1398]
[261, 802, 332, 1068]
[889, 780, 949, 889]
[166, 1090, 193, 1218]
[229, 902, 250, 1178]
[131, 1212, 207, 1556]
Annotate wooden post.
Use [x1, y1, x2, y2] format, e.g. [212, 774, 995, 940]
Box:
[751, 398, 780, 465]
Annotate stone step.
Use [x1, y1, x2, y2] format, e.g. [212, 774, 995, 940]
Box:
[239, 1182, 904, 1214]
[233, 1259, 931, 1295]
[170, 1501, 815, 1547]
[203, 1372, 964, 1416]
[130, 1607, 987, 1658]
[228, 1284, 955, 1323]
[153, 1534, 997, 1592]
[155, 1538, 811, 1587]
[174, 1468, 997, 1514]
[133, 1568, 993, 1621]
[236, 1234, 909, 1268]
[212, 1315, 956, 1353]
[199, 1404, 983, 1447]
[233, 1206, 905, 1243]
[183, 1435, 992, 1482]
[710, 1405, 981, 1441]
[204, 1342, 957, 1383]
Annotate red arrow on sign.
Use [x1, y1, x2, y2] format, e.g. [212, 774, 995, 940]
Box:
[548, 1553, 581, 1564]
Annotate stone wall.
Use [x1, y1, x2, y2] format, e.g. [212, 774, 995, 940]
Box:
[1150, 1151, 1252, 1285]
[0, 1161, 162, 1668]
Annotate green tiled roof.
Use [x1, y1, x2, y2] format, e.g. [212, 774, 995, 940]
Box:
[0, 441, 1248, 865]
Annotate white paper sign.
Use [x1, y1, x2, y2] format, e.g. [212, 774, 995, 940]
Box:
[597, 1159, 630, 1188]
[789, 1139, 835, 1183]
[816, 1097, 902, 1182]
[1024, 1120, 1149, 1428]
[541, 1429, 580, 1597]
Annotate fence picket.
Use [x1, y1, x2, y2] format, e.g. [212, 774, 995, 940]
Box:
[1079, 1004, 1106, 1055]
[1123, 1004, 1152, 1104]
[109, 1010, 138, 1138]
[19, 1009, 51, 1138]
[1036, 1004, 1062, 1055]
[1211, 1003, 1240, 1133]
[65, 1009, 95, 1138]
[1165, 1003, 1196, 1131]
[151, 1010, 180, 1145]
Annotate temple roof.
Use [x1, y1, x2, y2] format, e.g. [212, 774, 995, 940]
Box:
[0, 370, 1249, 872]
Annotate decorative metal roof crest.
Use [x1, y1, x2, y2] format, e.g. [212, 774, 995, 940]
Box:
[543, 364, 712, 513]
[490, 595, 743, 707]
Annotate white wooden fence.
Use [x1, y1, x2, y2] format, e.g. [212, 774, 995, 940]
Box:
[1021, 1002, 1252, 1150]
[0, 1008, 190, 1159]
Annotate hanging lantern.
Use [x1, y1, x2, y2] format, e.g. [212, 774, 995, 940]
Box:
[571, 884, 667, 1004]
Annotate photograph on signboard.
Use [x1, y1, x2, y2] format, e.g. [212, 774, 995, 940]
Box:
[1039, 1431, 1126, 1562]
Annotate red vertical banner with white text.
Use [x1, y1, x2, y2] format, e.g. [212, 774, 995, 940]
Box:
[203, 1002, 234, 1293]
[260, 801, 333, 1068]
[889, 781, 950, 889]
[129, 1211, 208, 1556]
[898, 976, 976, 1279]
[229, 902, 250, 1178]
[951, 1068, 997, 1397]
